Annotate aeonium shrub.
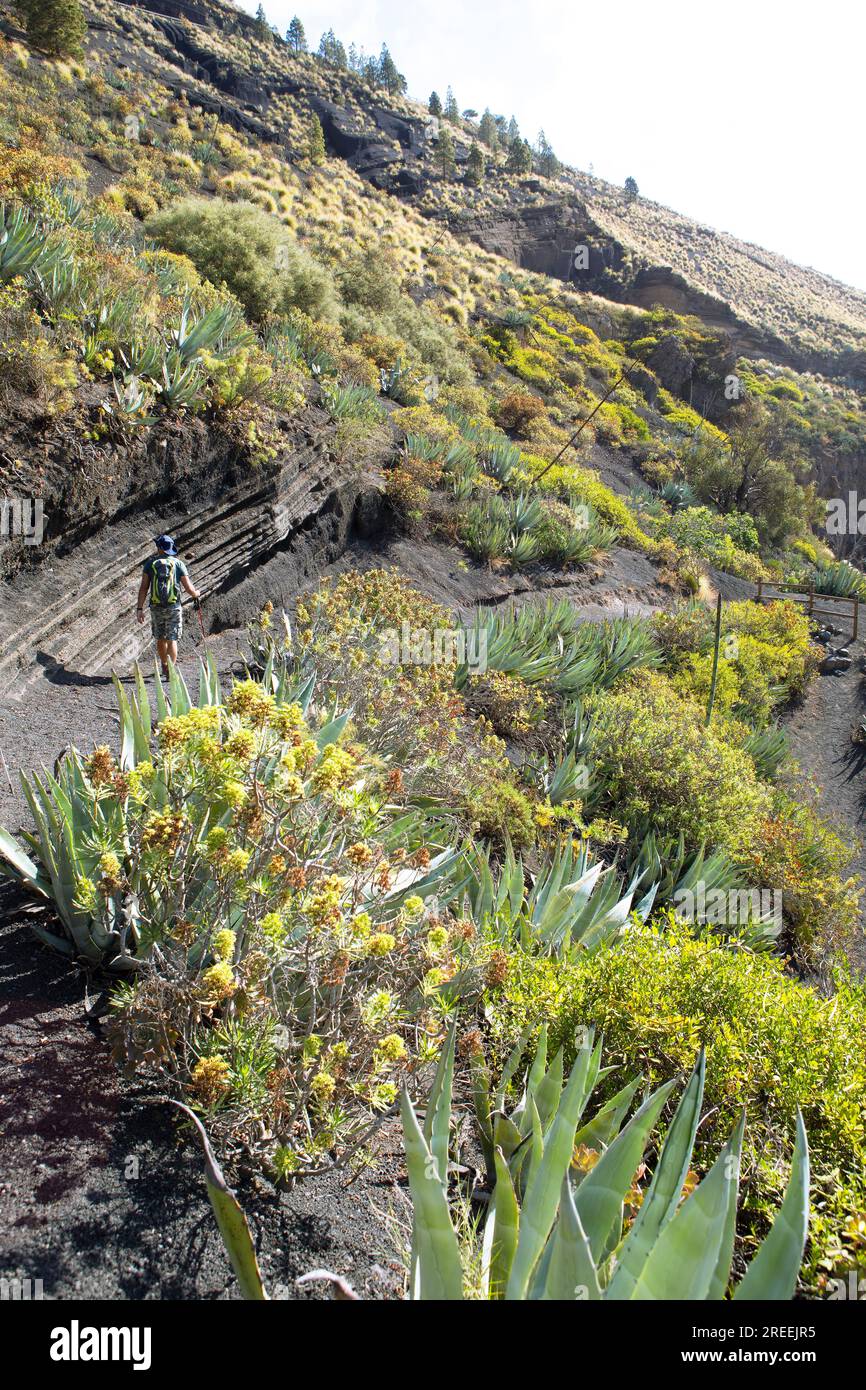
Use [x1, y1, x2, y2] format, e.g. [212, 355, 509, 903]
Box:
[247, 571, 523, 816]
[90, 675, 490, 1177]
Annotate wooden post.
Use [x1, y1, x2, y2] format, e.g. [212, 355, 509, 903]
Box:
[807, 584, 814, 618]
[705, 593, 723, 728]
[854, 598, 859, 642]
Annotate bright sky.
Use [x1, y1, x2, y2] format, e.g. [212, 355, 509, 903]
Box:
[238, 0, 865, 290]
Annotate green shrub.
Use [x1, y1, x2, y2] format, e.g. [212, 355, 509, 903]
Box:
[146, 198, 338, 322]
[492, 919, 866, 1286]
[586, 670, 770, 852]
[464, 778, 536, 850]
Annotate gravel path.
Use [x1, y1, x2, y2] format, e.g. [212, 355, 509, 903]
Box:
[783, 645, 866, 967]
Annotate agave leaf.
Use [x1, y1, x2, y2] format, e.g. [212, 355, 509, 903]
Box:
[400, 1088, 464, 1300]
[733, 1111, 809, 1301]
[167, 661, 192, 716]
[607, 1052, 706, 1297]
[0, 824, 46, 889]
[493, 1111, 525, 1163]
[495, 1023, 533, 1111]
[533, 1046, 564, 1132]
[707, 1110, 745, 1299]
[536, 1175, 601, 1301]
[525, 1023, 548, 1100]
[315, 710, 350, 749]
[573, 1077, 677, 1262]
[470, 1048, 495, 1182]
[113, 677, 136, 771]
[516, 1094, 544, 1195]
[487, 1147, 520, 1297]
[423, 1019, 456, 1185]
[30, 920, 75, 955]
[171, 1101, 267, 1299]
[573, 1074, 642, 1155]
[133, 664, 153, 737]
[505, 1037, 600, 1299]
[623, 1118, 742, 1299]
[153, 660, 169, 721]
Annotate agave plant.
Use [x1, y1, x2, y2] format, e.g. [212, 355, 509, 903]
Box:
[455, 605, 659, 700]
[171, 296, 253, 364]
[0, 203, 63, 283]
[0, 746, 142, 974]
[533, 747, 592, 805]
[811, 559, 866, 600]
[320, 379, 383, 421]
[507, 492, 544, 534]
[187, 1027, 809, 1301]
[159, 351, 207, 410]
[103, 376, 157, 432]
[506, 529, 541, 568]
[659, 478, 698, 512]
[400, 1028, 810, 1300]
[379, 356, 421, 404]
[742, 723, 790, 779]
[483, 441, 522, 484]
[457, 840, 651, 958]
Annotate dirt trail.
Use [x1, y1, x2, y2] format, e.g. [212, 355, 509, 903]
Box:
[783, 646, 866, 967]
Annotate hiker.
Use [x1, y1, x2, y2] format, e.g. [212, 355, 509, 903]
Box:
[136, 534, 201, 680]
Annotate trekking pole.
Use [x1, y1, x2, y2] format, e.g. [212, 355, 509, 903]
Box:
[195, 597, 207, 647]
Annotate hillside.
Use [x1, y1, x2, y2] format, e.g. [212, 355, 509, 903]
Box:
[1, 0, 866, 1313]
[83, 0, 866, 378]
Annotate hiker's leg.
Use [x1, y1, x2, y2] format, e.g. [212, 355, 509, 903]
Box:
[155, 638, 169, 677]
[166, 640, 178, 667]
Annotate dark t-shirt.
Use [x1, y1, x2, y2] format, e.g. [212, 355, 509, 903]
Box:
[143, 555, 188, 608]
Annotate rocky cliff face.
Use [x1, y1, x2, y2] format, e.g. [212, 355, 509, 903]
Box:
[0, 405, 377, 696]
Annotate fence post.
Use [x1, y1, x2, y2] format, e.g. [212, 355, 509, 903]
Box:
[807, 585, 814, 618]
[854, 598, 859, 642]
[705, 593, 723, 729]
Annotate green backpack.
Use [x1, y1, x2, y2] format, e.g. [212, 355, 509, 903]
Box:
[150, 556, 180, 607]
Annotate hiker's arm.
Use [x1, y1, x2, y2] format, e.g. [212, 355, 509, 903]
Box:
[181, 574, 201, 601]
[136, 573, 149, 625]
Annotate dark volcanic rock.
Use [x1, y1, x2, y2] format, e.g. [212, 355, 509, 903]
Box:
[645, 334, 697, 395]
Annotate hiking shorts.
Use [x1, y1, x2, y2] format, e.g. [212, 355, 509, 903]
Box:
[151, 604, 182, 641]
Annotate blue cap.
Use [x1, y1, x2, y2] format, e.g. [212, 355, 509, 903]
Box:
[154, 534, 178, 555]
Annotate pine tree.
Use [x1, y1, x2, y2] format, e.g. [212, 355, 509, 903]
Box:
[254, 4, 270, 39]
[286, 16, 307, 54]
[318, 29, 347, 68]
[428, 91, 442, 116]
[18, 0, 86, 58]
[507, 116, 520, 144]
[507, 138, 532, 176]
[378, 44, 406, 96]
[438, 126, 456, 177]
[534, 130, 560, 178]
[479, 109, 498, 149]
[466, 142, 485, 186]
[444, 87, 459, 123]
[308, 113, 326, 165]
[624, 175, 639, 201]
